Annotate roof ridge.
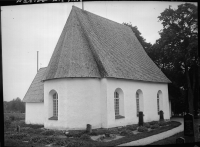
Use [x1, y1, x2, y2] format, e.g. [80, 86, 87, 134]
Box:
[72, 6, 131, 31]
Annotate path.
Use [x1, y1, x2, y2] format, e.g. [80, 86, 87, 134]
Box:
[118, 118, 183, 146]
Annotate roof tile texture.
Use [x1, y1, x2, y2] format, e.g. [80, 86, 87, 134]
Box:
[43, 6, 171, 83]
[23, 67, 46, 102]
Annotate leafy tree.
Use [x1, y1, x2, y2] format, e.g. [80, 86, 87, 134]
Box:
[123, 23, 152, 52]
[153, 3, 198, 115]
[4, 97, 25, 113]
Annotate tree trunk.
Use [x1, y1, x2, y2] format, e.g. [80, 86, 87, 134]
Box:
[185, 64, 194, 115]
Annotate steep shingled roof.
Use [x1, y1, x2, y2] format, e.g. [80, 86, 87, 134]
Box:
[23, 67, 46, 102]
[43, 6, 171, 83]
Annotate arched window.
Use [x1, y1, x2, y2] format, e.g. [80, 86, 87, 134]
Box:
[49, 90, 58, 120]
[136, 89, 143, 116]
[114, 88, 124, 119]
[157, 93, 159, 113]
[136, 91, 140, 115]
[114, 91, 119, 116]
[157, 90, 162, 114]
[53, 93, 58, 117]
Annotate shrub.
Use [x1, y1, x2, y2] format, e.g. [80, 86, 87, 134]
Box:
[20, 127, 31, 132]
[137, 126, 148, 132]
[30, 136, 41, 143]
[149, 121, 158, 125]
[23, 127, 43, 134]
[40, 130, 55, 136]
[107, 128, 119, 134]
[158, 121, 167, 126]
[94, 128, 109, 135]
[9, 115, 15, 121]
[22, 124, 44, 129]
[144, 123, 151, 128]
[150, 124, 159, 129]
[53, 130, 64, 136]
[80, 134, 91, 140]
[37, 137, 56, 144]
[89, 131, 98, 136]
[120, 130, 133, 136]
[126, 125, 137, 131]
[9, 133, 29, 140]
[66, 130, 85, 138]
[55, 139, 69, 146]
[4, 119, 12, 129]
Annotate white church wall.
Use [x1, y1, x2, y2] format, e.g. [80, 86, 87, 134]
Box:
[106, 78, 170, 128]
[44, 78, 102, 130]
[25, 102, 44, 125]
[100, 78, 108, 128]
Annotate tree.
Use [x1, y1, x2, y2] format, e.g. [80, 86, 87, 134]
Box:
[4, 97, 25, 113]
[123, 23, 152, 52]
[154, 3, 198, 115]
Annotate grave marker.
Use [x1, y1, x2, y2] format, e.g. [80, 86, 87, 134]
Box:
[184, 113, 195, 143]
[138, 111, 144, 126]
[184, 113, 194, 136]
[159, 110, 164, 121]
[86, 124, 92, 133]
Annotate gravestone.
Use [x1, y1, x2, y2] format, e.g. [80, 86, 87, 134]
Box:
[176, 137, 185, 144]
[16, 125, 20, 133]
[184, 113, 195, 143]
[86, 124, 92, 133]
[184, 113, 194, 136]
[138, 111, 144, 126]
[159, 110, 164, 121]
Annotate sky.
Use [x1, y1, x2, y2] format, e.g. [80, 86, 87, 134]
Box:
[2, 1, 197, 102]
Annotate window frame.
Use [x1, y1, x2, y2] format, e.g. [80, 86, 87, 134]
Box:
[114, 92, 120, 116]
[53, 93, 58, 117]
[157, 93, 159, 114]
[136, 91, 140, 116]
[114, 89, 125, 119]
[49, 91, 58, 120]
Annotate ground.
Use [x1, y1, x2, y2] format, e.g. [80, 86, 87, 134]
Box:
[4, 112, 182, 146]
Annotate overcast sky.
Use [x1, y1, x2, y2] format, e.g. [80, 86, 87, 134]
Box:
[2, 1, 197, 102]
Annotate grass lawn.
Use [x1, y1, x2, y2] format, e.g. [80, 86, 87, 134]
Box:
[149, 118, 200, 145]
[4, 113, 182, 147]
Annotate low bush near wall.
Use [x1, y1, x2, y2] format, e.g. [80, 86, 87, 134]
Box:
[150, 124, 160, 129]
[126, 125, 138, 131]
[22, 124, 44, 129]
[144, 123, 151, 128]
[120, 130, 133, 136]
[66, 130, 85, 138]
[89, 131, 98, 136]
[137, 126, 148, 132]
[80, 134, 91, 140]
[92, 128, 109, 135]
[158, 121, 167, 126]
[107, 127, 119, 134]
[149, 121, 158, 125]
[40, 130, 55, 136]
